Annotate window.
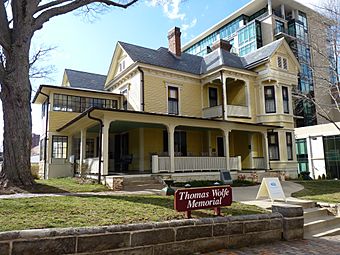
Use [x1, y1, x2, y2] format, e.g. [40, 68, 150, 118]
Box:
[163, 130, 187, 156]
[275, 20, 284, 33]
[264, 86, 276, 113]
[53, 94, 117, 113]
[41, 100, 48, 118]
[121, 89, 128, 110]
[296, 139, 309, 173]
[277, 56, 288, 71]
[282, 86, 289, 113]
[268, 132, 279, 160]
[119, 60, 126, 72]
[52, 136, 68, 159]
[209, 87, 218, 107]
[168, 86, 179, 115]
[86, 139, 95, 158]
[286, 133, 293, 160]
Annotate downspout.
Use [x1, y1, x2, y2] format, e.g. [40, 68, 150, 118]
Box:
[220, 71, 226, 120]
[88, 110, 103, 184]
[138, 67, 145, 111]
[40, 92, 50, 180]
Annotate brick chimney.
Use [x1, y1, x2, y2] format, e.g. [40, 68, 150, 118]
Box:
[168, 27, 182, 57]
[211, 39, 232, 52]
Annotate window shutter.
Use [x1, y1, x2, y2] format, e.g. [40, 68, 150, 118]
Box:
[277, 56, 282, 68]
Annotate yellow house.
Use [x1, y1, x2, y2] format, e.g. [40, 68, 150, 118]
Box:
[33, 27, 300, 181]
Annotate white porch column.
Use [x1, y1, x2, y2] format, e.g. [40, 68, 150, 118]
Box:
[223, 129, 230, 170]
[79, 129, 87, 174]
[221, 73, 228, 120]
[168, 125, 176, 173]
[262, 132, 270, 170]
[139, 128, 144, 172]
[245, 80, 251, 117]
[102, 120, 110, 176]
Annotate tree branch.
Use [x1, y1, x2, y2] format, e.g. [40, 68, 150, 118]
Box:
[33, 0, 138, 31]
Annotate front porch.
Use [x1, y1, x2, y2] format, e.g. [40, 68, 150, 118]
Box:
[59, 109, 271, 177]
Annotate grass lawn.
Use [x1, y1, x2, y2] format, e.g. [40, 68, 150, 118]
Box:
[0, 195, 267, 232]
[28, 177, 110, 193]
[292, 180, 340, 203]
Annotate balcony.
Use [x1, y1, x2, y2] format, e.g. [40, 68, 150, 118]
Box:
[274, 27, 296, 43]
[202, 105, 223, 119]
[227, 105, 249, 118]
[203, 105, 249, 118]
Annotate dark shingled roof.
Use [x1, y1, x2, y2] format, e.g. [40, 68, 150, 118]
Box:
[241, 39, 284, 68]
[201, 48, 246, 73]
[119, 41, 203, 75]
[119, 39, 284, 75]
[65, 69, 107, 91]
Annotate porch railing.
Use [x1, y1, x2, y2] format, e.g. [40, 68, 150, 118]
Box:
[253, 157, 266, 169]
[152, 155, 242, 173]
[229, 156, 242, 170]
[227, 105, 249, 117]
[202, 105, 223, 119]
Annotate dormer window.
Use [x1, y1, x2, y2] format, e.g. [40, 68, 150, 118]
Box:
[119, 60, 126, 72]
[277, 56, 288, 70]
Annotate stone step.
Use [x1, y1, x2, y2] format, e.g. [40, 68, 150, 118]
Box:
[304, 216, 340, 236]
[313, 227, 340, 238]
[288, 200, 317, 209]
[304, 207, 331, 220]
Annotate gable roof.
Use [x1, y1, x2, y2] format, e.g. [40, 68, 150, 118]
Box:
[118, 38, 293, 76]
[64, 69, 107, 91]
[118, 41, 203, 75]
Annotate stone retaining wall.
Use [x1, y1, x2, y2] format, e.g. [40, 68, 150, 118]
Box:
[0, 205, 303, 255]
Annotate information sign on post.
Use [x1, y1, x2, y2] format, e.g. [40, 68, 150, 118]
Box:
[256, 177, 286, 202]
[174, 186, 232, 218]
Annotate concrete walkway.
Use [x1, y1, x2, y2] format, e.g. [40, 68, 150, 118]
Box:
[0, 181, 303, 201]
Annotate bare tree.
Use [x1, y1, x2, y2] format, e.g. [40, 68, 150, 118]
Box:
[294, 0, 340, 128]
[0, 0, 138, 190]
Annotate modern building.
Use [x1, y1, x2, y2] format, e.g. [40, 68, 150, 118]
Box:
[183, 0, 339, 128]
[33, 27, 300, 181]
[295, 122, 340, 179]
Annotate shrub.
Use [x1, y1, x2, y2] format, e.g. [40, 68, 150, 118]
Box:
[322, 174, 326, 180]
[31, 163, 40, 179]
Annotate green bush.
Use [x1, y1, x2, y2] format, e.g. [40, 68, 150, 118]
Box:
[31, 163, 40, 179]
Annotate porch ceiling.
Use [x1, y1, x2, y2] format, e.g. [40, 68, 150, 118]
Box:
[57, 107, 283, 134]
[110, 121, 165, 133]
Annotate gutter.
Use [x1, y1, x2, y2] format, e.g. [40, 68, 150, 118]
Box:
[138, 67, 145, 111]
[87, 110, 103, 184]
[40, 92, 50, 180]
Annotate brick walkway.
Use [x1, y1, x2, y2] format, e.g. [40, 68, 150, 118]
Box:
[201, 236, 340, 255]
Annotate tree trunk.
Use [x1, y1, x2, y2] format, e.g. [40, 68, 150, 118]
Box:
[0, 39, 34, 189]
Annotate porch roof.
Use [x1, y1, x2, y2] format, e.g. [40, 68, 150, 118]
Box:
[57, 107, 282, 134]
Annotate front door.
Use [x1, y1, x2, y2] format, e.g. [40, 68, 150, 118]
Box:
[217, 137, 224, 157]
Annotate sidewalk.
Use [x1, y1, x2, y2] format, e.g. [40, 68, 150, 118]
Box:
[0, 181, 303, 201]
[200, 235, 340, 255]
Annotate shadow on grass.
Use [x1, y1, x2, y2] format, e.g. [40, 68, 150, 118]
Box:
[24, 183, 70, 194]
[68, 194, 266, 217]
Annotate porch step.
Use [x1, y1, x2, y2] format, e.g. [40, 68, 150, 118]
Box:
[304, 216, 340, 238]
[304, 207, 330, 221]
[122, 176, 165, 191]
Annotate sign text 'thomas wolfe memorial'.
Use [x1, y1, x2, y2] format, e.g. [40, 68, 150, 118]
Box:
[174, 186, 232, 212]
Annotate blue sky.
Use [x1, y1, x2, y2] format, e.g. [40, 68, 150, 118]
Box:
[23, 0, 318, 136]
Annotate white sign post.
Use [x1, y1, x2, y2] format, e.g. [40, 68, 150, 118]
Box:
[256, 177, 286, 202]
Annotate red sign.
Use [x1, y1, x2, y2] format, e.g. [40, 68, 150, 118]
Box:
[174, 186, 232, 212]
